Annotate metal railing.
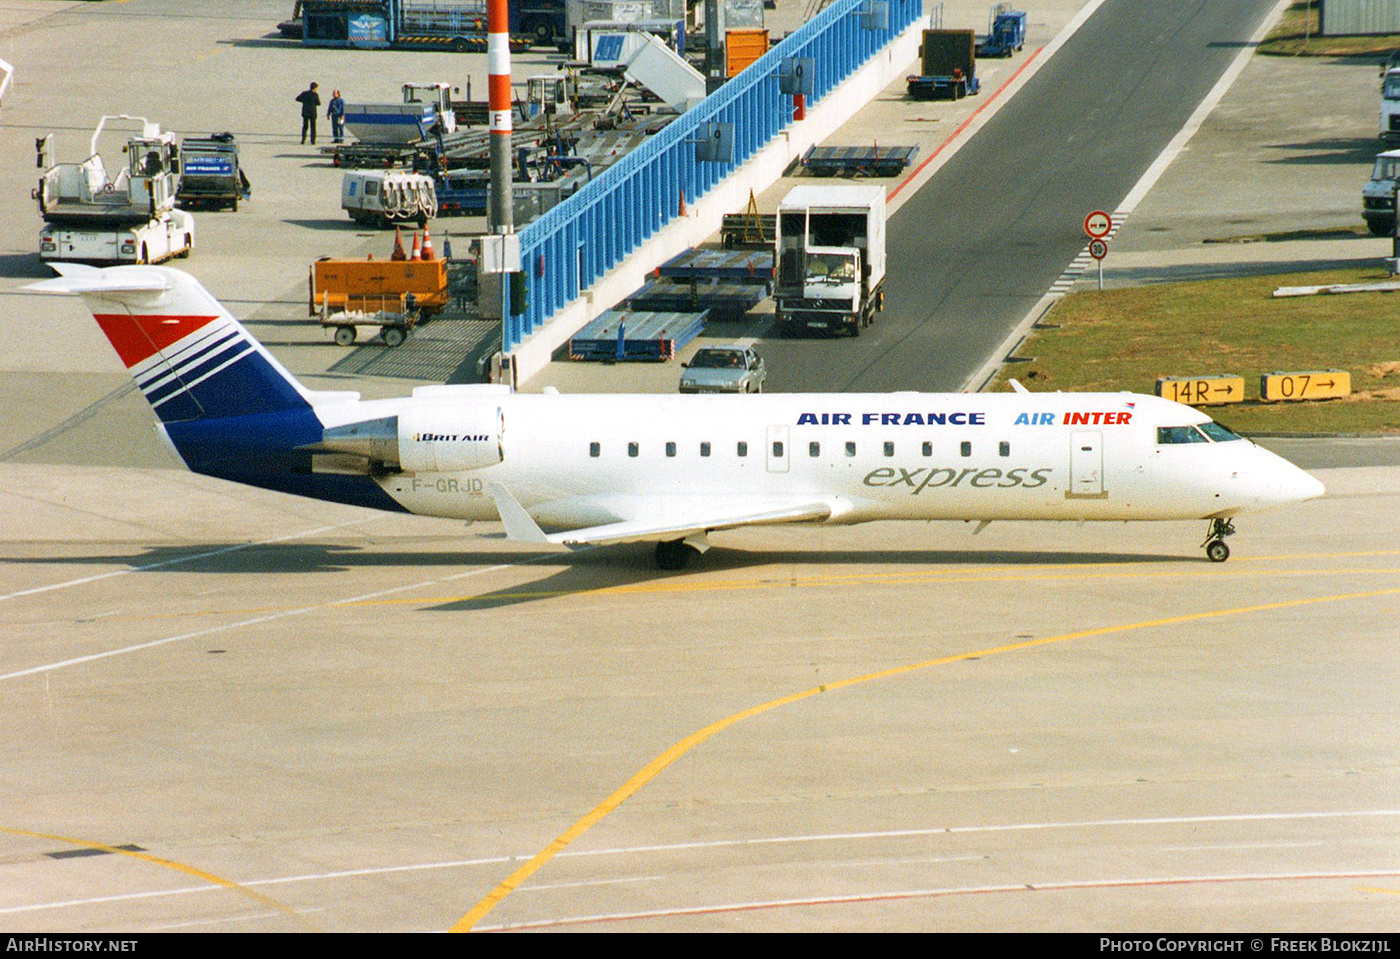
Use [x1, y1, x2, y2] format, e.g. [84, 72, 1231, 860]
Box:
[504, 0, 921, 352]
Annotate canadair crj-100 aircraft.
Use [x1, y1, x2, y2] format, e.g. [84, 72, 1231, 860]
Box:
[30, 265, 1325, 569]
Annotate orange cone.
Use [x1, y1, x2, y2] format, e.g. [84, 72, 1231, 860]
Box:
[391, 226, 407, 261]
[420, 227, 435, 261]
[410, 230, 422, 261]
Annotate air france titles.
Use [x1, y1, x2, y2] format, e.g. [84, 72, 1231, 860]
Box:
[797, 411, 986, 427]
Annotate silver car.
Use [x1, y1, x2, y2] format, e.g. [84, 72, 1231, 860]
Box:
[679, 345, 767, 394]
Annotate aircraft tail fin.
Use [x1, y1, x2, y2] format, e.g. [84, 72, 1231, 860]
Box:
[27, 264, 311, 423]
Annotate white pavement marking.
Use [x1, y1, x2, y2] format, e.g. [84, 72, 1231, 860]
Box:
[7, 809, 1396, 917]
[0, 520, 376, 605]
[0, 551, 557, 682]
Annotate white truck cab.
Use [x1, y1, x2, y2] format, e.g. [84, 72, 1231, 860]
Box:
[1382, 67, 1400, 144]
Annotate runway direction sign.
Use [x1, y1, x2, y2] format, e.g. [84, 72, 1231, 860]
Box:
[1156, 375, 1246, 406]
[1260, 370, 1351, 402]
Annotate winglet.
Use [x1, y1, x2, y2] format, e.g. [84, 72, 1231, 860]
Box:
[486, 482, 553, 545]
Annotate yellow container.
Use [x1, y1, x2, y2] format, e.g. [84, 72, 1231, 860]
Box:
[310, 256, 449, 316]
[726, 28, 769, 78]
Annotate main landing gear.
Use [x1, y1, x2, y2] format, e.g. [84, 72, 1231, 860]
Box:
[1201, 517, 1236, 563]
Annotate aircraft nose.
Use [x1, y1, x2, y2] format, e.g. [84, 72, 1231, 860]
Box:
[1277, 467, 1326, 504]
[1252, 455, 1325, 507]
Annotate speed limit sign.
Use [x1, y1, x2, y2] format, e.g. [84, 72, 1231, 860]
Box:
[1084, 210, 1112, 238]
[1088, 238, 1108, 260]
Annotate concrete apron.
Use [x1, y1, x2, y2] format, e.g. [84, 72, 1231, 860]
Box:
[507, 22, 927, 385]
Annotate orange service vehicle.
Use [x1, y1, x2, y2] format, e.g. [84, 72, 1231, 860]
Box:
[309, 234, 450, 317]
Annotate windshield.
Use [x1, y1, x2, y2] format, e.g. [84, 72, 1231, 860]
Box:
[1386, 75, 1400, 99]
[805, 252, 857, 284]
[1373, 156, 1400, 181]
[1158, 423, 1244, 444]
[691, 350, 744, 369]
[1199, 421, 1244, 442]
[1157, 426, 1209, 444]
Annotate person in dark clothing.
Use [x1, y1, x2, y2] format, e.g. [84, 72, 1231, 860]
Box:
[327, 89, 345, 144]
[296, 82, 321, 145]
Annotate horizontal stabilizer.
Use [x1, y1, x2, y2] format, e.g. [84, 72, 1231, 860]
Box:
[25, 263, 173, 296]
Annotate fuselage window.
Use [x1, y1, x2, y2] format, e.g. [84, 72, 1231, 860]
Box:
[809, 441, 820, 457]
[883, 441, 894, 457]
[845, 441, 856, 457]
[700, 441, 711, 457]
[737, 441, 748, 457]
[628, 441, 639, 457]
[999, 441, 1010, 457]
[960, 441, 972, 457]
[922, 441, 932, 457]
[665, 441, 676, 457]
[1157, 426, 1209, 444]
[589, 441, 600, 458]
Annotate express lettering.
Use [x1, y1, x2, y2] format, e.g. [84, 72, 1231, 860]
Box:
[863, 466, 1052, 493]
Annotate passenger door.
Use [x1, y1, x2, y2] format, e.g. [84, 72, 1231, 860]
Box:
[1069, 430, 1105, 497]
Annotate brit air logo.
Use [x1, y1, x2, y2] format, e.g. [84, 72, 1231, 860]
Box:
[1015, 412, 1133, 426]
[413, 433, 491, 442]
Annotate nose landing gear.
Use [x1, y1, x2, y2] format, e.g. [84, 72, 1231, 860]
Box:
[1202, 517, 1236, 563]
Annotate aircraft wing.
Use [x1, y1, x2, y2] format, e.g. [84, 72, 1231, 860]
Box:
[487, 482, 835, 549]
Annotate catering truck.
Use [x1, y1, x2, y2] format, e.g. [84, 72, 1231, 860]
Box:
[772, 185, 886, 337]
[36, 115, 194, 265]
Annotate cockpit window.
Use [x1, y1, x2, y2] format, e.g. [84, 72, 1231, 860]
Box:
[1198, 421, 1244, 442]
[1157, 425, 1209, 444]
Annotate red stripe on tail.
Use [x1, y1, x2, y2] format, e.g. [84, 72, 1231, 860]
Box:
[93, 313, 219, 368]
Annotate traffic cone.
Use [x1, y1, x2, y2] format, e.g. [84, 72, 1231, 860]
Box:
[391, 226, 407, 261]
[410, 230, 422, 261]
[421, 227, 435, 261]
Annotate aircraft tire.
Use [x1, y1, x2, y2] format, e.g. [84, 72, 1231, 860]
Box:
[1205, 539, 1230, 563]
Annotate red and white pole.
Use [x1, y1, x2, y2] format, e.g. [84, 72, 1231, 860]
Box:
[487, 0, 513, 234]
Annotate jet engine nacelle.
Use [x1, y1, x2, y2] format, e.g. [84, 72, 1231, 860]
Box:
[397, 404, 504, 473]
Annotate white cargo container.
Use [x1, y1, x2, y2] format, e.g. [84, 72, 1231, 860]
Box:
[341, 170, 438, 227]
[773, 185, 887, 336]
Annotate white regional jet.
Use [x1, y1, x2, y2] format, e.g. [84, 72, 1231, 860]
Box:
[30, 265, 1325, 569]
